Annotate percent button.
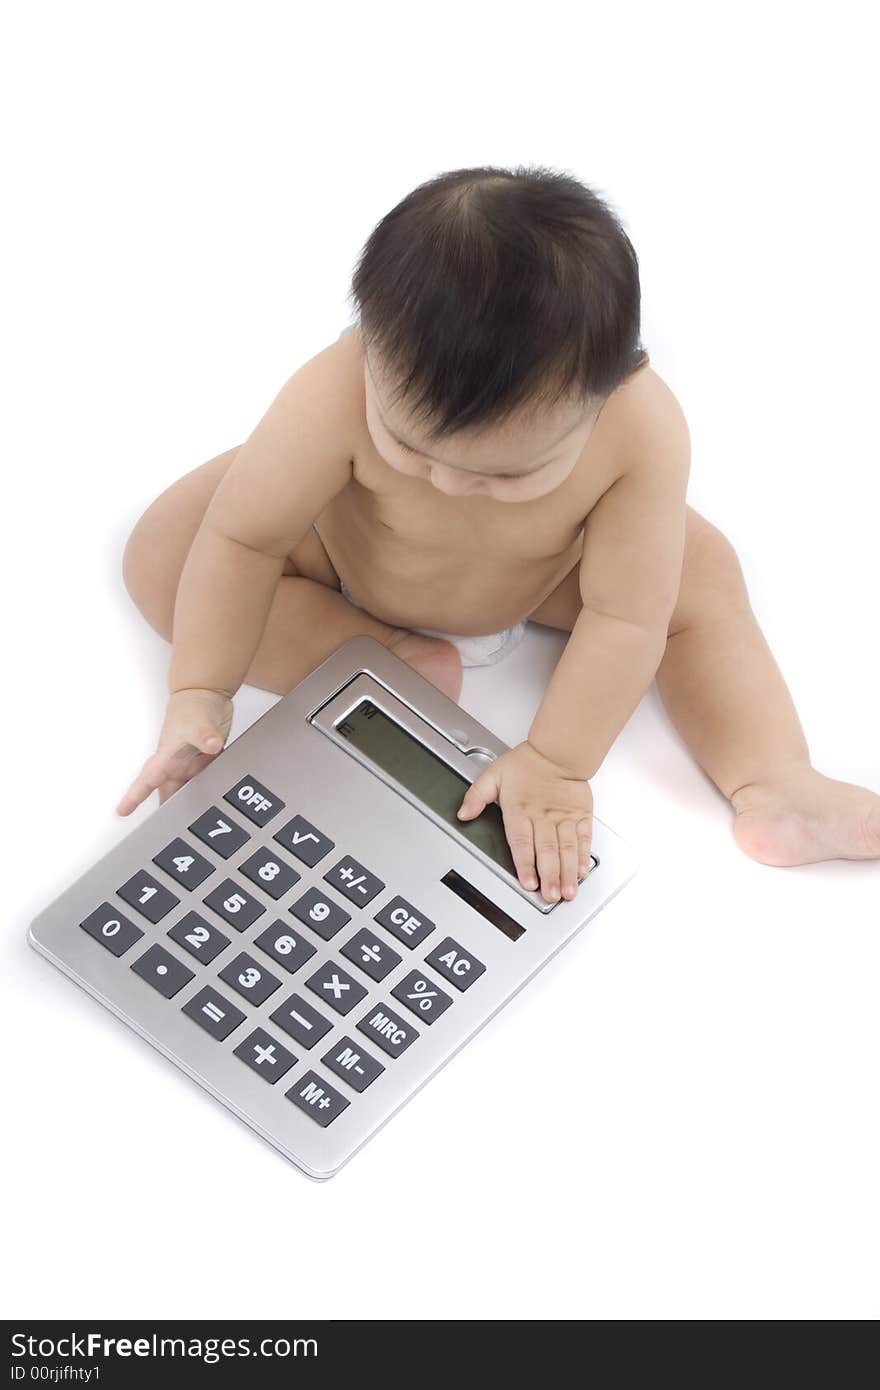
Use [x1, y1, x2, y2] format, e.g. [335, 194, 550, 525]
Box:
[391, 970, 453, 1025]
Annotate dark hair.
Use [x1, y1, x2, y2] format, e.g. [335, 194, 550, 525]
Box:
[348, 164, 648, 441]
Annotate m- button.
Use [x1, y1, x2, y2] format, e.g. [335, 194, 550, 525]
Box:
[424, 937, 485, 992]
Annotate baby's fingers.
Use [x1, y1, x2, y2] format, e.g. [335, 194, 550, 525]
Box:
[116, 752, 173, 817]
[503, 814, 538, 892]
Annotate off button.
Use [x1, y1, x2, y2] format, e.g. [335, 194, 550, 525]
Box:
[224, 775, 285, 826]
[424, 937, 485, 992]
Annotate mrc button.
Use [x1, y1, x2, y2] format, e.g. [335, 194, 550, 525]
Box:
[224, 775, 285, 826]
[424, 938, 485, 992]
[357, 1003, 418, 1058]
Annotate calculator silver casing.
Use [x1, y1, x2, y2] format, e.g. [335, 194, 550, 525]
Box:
[28, 636, 637, 1180]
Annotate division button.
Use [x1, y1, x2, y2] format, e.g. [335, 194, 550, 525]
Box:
[233, 1028, 296, 1084]
[391, 970, 453, 1025]
[321, 1036, 385, 1092]
[357, 1003, 419, 1058]
[340, 928, 402, 982]
[269, 993, 333, 1049]
[117, 871, 179, 924]
[286, 1071, 350, 1127]
[305, 960, 367, 1017]
[424, 937, 486, 992]
[131, 944, 195, 999]
[323, 855, 385, 907]
[273, 814, 335, 867]
[182, 986, 247, 1041]
[188, 807, 251, 859]
[373, 894, 436, 949]
[152, 838, 214, 890]
[224, 775, 285, 826]
[80, 904, 144, 957]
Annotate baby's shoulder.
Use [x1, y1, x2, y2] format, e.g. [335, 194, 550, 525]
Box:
[595, 359, 690, 472]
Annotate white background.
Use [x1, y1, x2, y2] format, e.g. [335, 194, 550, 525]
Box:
[2, 1, 878, 1322]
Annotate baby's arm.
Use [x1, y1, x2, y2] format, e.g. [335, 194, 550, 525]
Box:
[118, 347, 354, 814]
[527, 376, 691, 779]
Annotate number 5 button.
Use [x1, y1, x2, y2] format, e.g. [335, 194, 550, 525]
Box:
[203, 879, 265, 931]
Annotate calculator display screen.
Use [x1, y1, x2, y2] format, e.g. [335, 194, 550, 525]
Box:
[335, 700, 518, 876]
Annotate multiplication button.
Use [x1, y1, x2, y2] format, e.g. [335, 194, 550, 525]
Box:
[182, 987, 246, 1041]
[274, 814, 334, 867]
[324, 855, 384, 907]
[118, 871, 179, 924]
[305, 961, 367, 1017]
[224, 775, 285, 827]
[321, 1036, 385, 1093]
[374, 895, 436, 949]
[239, 849, 300, 901]
[357, 1003, 418, 1058]
[424, 938, 486, 992]
[131, 944, 194, 999]
[203, 879, 265, 932]
[392, 970, 453, 1025]
[188, 808, 250, 859]
[153, 838, 213, 890]
[234, 1028, 296, 1084]
[80, 904, 143, 956]
[341, 929, 401, 982]
[286, 1071, 349, 1127]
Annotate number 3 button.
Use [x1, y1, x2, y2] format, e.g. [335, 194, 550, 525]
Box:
[219, 952, 281, 1006]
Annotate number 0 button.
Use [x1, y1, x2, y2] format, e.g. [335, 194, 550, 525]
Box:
[80, 904, 143, 956]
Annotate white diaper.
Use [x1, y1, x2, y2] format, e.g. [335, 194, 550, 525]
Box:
[339, 581, 526, 669]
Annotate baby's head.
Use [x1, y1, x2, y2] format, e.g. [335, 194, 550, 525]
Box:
[350, 164, 647, 503]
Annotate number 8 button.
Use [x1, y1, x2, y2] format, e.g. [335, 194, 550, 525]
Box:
[239, 849, 301, 900]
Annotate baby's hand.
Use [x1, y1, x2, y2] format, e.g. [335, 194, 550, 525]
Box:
[456, 740, 593, 904]
[116, 688, 234, 817]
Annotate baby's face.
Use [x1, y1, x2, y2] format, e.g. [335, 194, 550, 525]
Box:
[363, 348, 600, 503]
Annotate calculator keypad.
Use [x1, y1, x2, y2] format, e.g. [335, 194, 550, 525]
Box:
[305, 960, 368, 1016]
[287, 1071, 350, 1127]
[131, 943, 195, 998]
[80, 904, 144, 956]
[219, 952, 282, 1006]
[289, 887, 350, 941]
[76, 774, 500, 1137]
[189, 807, 251, 858]
[118, 871, 179, 924]
[234, 1028, 296, 1083]
[153, 839, 214, 890]
[340, 928, 402, 982]
[270, 993, 333, 1049]
[274, 814, 334, 867]
[183, 986, 247, 1041]
[324, 855, 385, 906]
[239, 848, 301, 900]
[392, 970, 453, 1025]
[167, 911, 230, 963]
[203, 879, 266, 932]
[253, 922, 317, 975]
[224, 775, 285, 827]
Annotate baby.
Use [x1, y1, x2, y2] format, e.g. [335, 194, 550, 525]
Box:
[117, 164, 880, 903]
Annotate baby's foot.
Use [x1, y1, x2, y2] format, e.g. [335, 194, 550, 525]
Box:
[731, 766, 880, 866]
[387, 630, 464, 703]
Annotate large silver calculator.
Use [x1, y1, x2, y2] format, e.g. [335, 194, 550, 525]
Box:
[28, 636, 637, 1179]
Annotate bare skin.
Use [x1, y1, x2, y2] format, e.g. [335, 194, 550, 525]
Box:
[119, 326, 880, 900]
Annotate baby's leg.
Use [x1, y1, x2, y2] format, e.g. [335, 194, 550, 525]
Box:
[656, 508, 880, 864]
[122, 448, 464, 701]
